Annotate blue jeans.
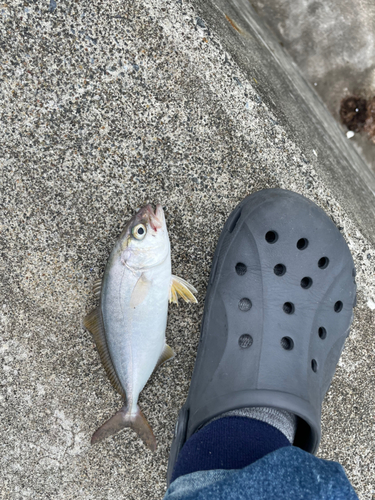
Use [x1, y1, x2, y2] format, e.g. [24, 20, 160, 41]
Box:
[164, 446, 358, 500]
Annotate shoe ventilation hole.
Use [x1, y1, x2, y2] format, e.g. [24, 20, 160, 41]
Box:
[318, 327, 327, 339]
[274, 264, 286, 276]
[311, 359, 318, 372]
[334, 301, 343, 313]
[283, 302, 295, 314]
[235, 262, 247, 276]
[239, 334, 253, 349]
[229, 209, 242, 233]
[297, 238, 308, 250]
[265, 231, 278, 244]
[352, 268, 356, 277]
[239, 298, 252, 311]
[280, 336, 294, 350]
[318, 257, 329, 269]
[300, 277, 313, 289]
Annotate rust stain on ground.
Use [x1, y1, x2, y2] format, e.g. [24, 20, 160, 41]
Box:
[225, 15, 243, 34]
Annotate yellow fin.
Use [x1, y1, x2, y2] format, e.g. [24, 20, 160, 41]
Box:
[83, 307, 125, 399]
[169, 275, 197, 304]
[169, 284, 178, 304]
[129, 273, 152, 309]
[155, 344, 175, 371]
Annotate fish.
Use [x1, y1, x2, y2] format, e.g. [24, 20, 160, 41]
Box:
[83, 204, 197, 451]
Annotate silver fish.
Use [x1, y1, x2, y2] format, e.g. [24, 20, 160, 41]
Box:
[84, 204, 197, 450]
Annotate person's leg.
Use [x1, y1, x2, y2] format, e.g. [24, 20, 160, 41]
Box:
[171, 412, 294, 481]
[165, 189, 358, 499]
[165, 447, 358, 500]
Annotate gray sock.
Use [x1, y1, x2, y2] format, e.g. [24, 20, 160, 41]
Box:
[207, 407, 297, 444]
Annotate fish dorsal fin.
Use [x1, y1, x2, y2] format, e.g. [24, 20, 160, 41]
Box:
[83, 307, 126, 399]
[93, 278, 102, 297]
[129, 273, 152, 309]
[155, 344, 175, 371]
[169, 275, 198, 304]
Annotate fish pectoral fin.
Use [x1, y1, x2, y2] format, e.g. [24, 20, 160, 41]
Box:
[168, 285, 179, 305]
[93, 277, 102, 297]
[83, 307, 126, 399]
[91, 405, 156, 452]
[129, 273, 152, 309]
[169, 275, 198, 304]
[154, 344, 175, 372]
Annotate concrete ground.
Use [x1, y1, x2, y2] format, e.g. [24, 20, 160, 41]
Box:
[248, 0, 375, 174]
[1, 0, 375, 499]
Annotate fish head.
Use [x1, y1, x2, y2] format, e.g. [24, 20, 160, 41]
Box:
[120, 204, 170, 270]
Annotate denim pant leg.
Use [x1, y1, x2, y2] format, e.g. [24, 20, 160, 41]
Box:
[164, 446, 358, 500]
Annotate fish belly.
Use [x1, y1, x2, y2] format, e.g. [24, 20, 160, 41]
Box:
[101, 258, 170, 412]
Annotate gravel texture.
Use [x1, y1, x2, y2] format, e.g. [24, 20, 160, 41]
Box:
[1, 0, 374, 499]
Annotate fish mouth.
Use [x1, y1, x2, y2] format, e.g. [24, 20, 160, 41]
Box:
[145, 204, 164, 231]
[154, 204, 165, 222]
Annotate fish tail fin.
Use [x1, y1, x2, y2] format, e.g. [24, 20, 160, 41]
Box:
[91, 405, 156, 451]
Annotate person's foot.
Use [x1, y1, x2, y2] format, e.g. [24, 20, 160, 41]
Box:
[167, 189, 356, 484]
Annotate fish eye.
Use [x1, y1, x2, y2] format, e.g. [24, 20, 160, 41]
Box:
[132, 223, 147, 240]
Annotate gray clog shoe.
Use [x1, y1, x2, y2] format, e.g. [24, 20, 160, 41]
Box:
[167, 189, 356, 484]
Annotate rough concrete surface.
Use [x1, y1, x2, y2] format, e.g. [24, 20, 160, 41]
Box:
[0, 0, 374, 499]
[247, 0, 375, 173]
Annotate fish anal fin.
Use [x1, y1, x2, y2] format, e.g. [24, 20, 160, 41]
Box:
[91, 405, 156, 452]
[154, 344, 175, 372]
[130, 273, 152, 309]
[169, 275, 198, 304]
[83, 308, 126, 400]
